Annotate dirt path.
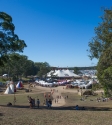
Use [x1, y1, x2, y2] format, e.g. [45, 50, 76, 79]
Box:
[35, 86, 65, 107]
[51, 88, 65, 107]
[35, 86, 71, 106]
[35, 86, 78, 107]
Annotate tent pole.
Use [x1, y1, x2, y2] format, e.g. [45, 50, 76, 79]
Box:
[13, 82, 16, 106]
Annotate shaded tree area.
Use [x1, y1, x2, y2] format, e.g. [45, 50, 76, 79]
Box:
[0, 53, 51, 80]
[88, 8, 112, 97]
[34, 62, 51, 78]
[97, 47, 112, 97]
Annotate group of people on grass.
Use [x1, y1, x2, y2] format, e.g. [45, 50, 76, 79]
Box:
[45, 98, 52, 108]
[75, 105, 85, 110]
[27, 88, 69, 108]
[27, 95, 52, 108]
[27, 96, 40, 108]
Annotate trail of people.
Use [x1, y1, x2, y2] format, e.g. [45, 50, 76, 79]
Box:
[51, 88, 65, 107]
[36, 86, 67, 107]
[33, 85, 79, 107]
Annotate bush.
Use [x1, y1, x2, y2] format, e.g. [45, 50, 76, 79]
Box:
[92, 83, 102, 91]
[25, 89, 29, 92]
[83, 90, 93, 95]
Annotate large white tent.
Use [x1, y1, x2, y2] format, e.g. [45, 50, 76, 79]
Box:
[47, 70, 55, 77]
[47, 69, 80, 78]
[4, 85, 13, 94]
[53, 70, 68, 77]
[64, 69, 80, 77]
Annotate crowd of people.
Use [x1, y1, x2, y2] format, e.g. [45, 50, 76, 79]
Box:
[27, 87, 70, 109]
[27, 95, 52, 109]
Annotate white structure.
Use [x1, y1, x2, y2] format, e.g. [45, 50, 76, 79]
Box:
[47, 69, 80, 78]
[47, 70, 55, 77]
[10, 83, 15, 93]
[4, 85, 13, 94]
[64, 69, 80, 77]
[2, 74, 7, 77]
[53, 70, 67, 77]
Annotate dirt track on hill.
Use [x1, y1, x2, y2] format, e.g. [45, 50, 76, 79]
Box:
[35, 86, 78, 107]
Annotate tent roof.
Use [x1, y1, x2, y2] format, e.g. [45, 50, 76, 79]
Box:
[16, 81, 24, 88]
[4, 85, 13, 94]
[47, 69, 80, 77]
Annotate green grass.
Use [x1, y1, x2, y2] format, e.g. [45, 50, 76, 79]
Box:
[0, 92, 52, 106]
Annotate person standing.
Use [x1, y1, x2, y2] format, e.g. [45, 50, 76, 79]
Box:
[55, 99, 56, 103]
[57, 99, 58, 103]
[43, 100, 45, 105]
[48, 99, 52, 108]
[28, 96, 33, 108]
[32, 98, 35, 108]
[37, 99, 40, 108]
[46, 99, 49, 108]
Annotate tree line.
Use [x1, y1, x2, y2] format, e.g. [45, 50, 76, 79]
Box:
[0, 53, 51, 80]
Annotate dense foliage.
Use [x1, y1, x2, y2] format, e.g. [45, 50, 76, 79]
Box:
[0, 53, 51, 80]
[0, 12, 26, 65]
[88, 8, 112, 96]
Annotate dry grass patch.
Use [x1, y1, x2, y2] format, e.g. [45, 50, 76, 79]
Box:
[0, 86, 112, 125]
[0, 107, 112, 125]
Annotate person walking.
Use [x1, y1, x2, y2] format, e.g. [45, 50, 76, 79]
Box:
[55, 99, 56, 103]
[48, 99, 52, 108]
[57, 99, 58, 103]
[37, 99, 40, 108]
[43, 100, 45, 105]
[46, 99, 49, 108]
[28, 96, 33, 108]
[32, 98, 35, 108]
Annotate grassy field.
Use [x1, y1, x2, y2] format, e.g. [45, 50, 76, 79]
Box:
[0, 86, 112, 125]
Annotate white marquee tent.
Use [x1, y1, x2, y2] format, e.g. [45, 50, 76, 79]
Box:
[64, 69, 80, 77]
[47, 69, 80, 78]
[53, 70, 68, 77]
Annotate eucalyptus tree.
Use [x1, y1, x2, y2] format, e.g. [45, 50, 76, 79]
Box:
[0, 12, 26, 66]
[74, 67, 79, 74]
[35, 62, 51, 78]
[1, 53, 36, 80]
[88, 8, 112, 96]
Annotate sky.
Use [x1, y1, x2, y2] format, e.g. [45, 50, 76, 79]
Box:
[1, 0, 112, 67]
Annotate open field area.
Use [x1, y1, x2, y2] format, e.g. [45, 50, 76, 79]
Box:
[0, 84, 112, 125]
